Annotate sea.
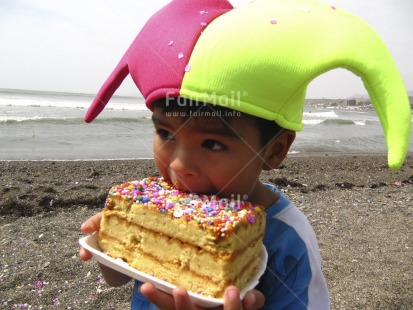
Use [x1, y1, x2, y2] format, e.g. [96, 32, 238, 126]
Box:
[1, 89, 412, 161]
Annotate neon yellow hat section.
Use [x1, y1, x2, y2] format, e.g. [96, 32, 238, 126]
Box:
[180, 0, 411, 170]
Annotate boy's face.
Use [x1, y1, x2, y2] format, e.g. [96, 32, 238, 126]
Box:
[152, 106, 291, 204]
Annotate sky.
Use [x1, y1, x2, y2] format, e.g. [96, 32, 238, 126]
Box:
[0, 0, 412, 99]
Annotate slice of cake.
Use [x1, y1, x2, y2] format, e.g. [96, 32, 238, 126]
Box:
[98, 177, 266, 298]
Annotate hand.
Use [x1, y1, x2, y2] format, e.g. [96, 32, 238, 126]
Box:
[140, 283, 265, 310]
[79, 211, 102, 261]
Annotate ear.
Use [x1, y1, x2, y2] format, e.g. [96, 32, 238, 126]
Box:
[262, 130, 296, 171]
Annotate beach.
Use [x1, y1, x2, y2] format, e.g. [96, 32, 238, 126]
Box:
[1, 154, 412, 309]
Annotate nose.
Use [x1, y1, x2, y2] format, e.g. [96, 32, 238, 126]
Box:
[169, 147, 199, 178]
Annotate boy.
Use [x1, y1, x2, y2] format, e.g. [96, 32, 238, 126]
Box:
[80, 0, 411, 309]
[81, 98, 329, 309]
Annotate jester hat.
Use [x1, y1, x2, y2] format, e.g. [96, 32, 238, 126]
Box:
[85, 0, 412, 170]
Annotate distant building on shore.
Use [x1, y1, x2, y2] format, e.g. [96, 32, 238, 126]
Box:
[306, 97, 412, 111]
[346, 99, 356, 106]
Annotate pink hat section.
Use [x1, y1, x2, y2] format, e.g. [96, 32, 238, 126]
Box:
[84, 0, 233, 123]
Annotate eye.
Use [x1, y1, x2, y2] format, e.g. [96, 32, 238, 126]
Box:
[202, 139, 227, 151]
[156, 129, 174, 141]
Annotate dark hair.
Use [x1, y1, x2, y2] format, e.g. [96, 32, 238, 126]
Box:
[153, 97, 283, 147]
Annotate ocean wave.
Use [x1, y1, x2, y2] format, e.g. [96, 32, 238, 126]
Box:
[303, 110, 338, 118]
[0, 97, 147, 111]
[303, 119, 369, 126]
[0, 117, 82, 124]
[303, 119, 324, 125]
[0, 116, 151, 124]
[322, 119, 358, 125]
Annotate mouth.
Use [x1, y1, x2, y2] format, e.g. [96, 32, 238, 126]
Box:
[169, 179, 245, 200]
[170, 178, 212, 195]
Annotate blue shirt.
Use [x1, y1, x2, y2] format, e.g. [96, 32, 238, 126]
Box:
[130, 184, 329, 309]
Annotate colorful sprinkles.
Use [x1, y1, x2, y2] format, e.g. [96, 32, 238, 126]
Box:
[105, 177, 264, 239]
[184, 64, 192, 72]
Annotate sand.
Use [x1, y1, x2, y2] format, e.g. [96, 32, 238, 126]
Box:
[1, 154, 412, 309]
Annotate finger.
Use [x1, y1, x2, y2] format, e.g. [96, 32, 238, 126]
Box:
[80, 212, 102, 234]
[79, 247, 93, 261]
[172, 287, 198, 310]
[140, 282, 176, 310]
[223, 286, 243, 310]
[242, 289, 265, 310]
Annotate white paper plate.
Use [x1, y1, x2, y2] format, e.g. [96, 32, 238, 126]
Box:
[79, 233, 268, 308]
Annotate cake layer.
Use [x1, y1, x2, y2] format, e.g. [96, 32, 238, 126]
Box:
[99, 232, 262, 298]
[99, 212, 263, 281]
